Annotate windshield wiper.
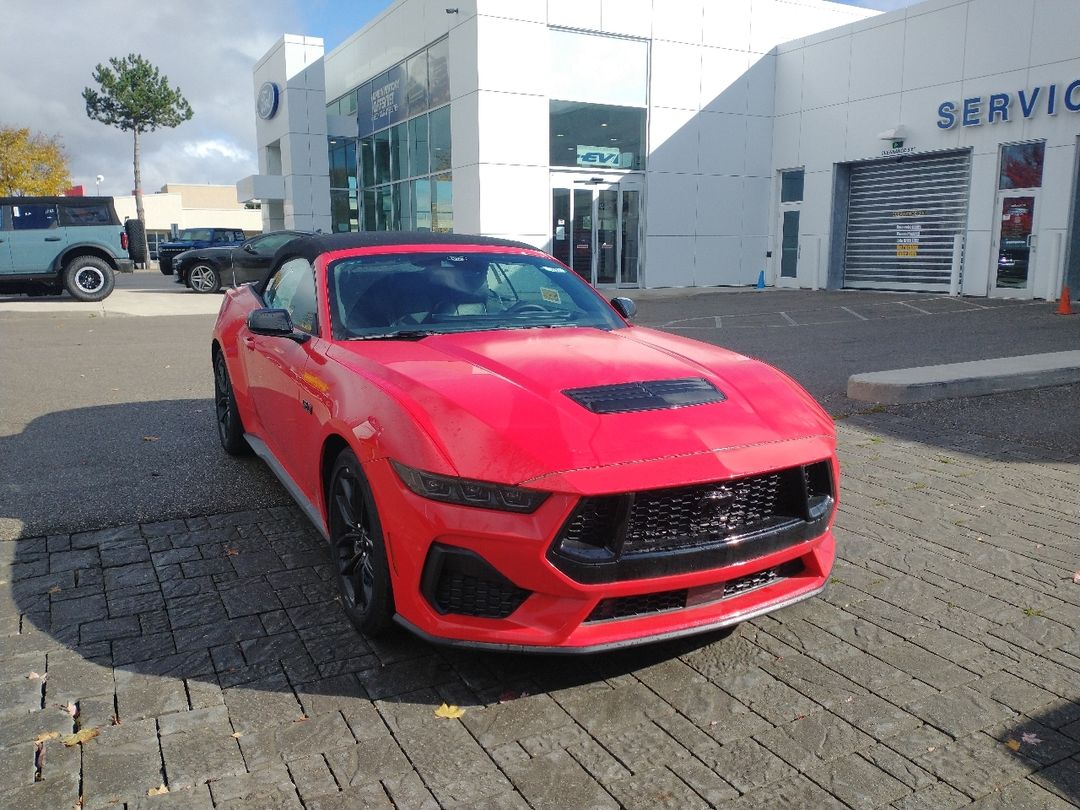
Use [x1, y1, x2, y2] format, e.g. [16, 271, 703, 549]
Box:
[351, 329, 437, 341]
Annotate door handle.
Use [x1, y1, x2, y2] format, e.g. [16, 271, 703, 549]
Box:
[45, 236, 62, 242]
[243, 337, 256, 350]
[1027, 235, 1037, 249]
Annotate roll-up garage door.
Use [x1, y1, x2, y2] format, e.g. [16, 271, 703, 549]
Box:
[843, 151, 971, 292]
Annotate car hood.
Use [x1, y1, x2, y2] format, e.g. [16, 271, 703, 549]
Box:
[327, 326, 834, 491]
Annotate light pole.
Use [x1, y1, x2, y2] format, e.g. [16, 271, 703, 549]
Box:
[95, 175, 104, 195]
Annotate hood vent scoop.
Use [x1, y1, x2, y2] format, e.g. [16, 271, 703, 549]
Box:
[563, 378, 726, 414]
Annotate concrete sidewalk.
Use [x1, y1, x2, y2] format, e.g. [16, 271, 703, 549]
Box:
[848, 351, 1080, 404]
[0, 270, 223, 317]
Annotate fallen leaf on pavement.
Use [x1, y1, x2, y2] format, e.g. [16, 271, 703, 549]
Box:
[1021, 732, 1043, 745]
[224, 548, 240, 557]
[497, 690, 527, 703]
[63, 728, 99, 747]
[231, 731, 244, 739]
[34, 731, 60, 743]
[142, 436, 160, 442]
[293, 715, 309, 723]
[27, 671, 42, 680]
[49, 585, 62, 593]
[1005, 738, 1021, 752]
[1073, 571, 1080, 584]
[434, 703, 465, 719]
[65, 702, 78, 718]
[147, 784, 169, 796]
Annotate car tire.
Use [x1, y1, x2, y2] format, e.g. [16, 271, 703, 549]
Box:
[213, 350, 250, 456]
[328, 449, 395, 637]
[188, 262, 221, 293]
[124, 219, 148, 264]
[62, 256, 115, 302]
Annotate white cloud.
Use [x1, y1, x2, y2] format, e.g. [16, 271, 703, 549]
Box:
[0, 0, 306, 196]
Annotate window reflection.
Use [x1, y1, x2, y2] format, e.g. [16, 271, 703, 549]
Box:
[549, 101, 645, 170]
[999, 142, 1045, 190]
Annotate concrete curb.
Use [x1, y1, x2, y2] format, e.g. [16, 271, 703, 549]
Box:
[847, 350, 1080, 404]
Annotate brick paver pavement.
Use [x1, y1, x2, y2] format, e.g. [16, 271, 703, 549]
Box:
[2, 415, 1078, 809]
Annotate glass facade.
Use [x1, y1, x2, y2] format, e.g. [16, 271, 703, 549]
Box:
[549, 101, 646, 170]
[328, 37, 452, 233]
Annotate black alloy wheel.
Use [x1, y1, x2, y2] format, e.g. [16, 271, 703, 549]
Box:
[328, 449, 394, 636]
[213, 351, 249, 455]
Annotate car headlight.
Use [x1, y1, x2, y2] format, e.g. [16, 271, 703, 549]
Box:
[390, 460, 549, 513]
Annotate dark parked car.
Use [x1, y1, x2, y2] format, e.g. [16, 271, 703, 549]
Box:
[157, 228, 246, 276]
[176, 230, 311, 293]
[0, 196, 133, 301]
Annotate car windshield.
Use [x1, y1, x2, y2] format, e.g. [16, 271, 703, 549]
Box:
[176, 229, 214, 241]
[328, 251, 625, 340]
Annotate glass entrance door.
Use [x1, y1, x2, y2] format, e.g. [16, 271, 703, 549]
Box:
[992, 193, 1038, 295]
[550, 174, 643, 287]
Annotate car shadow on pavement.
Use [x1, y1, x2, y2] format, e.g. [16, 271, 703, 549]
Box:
[5, 498, 732, 726]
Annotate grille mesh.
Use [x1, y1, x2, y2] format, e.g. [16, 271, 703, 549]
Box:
[623, 473, 784, 552]
[433, 571, 529, 619]
[584, 561, 803, 623]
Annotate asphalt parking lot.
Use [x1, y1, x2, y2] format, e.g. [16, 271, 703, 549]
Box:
[1, 272, 1078, 809]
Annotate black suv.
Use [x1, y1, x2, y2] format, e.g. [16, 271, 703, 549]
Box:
[0, 196, 134, 301]
[157, 228, 245, 276]
[175, 230, 311, 293]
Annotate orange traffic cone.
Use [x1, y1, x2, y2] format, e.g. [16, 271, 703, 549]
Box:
[1057, 285, 1074, 316]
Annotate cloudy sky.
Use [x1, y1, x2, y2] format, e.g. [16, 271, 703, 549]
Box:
[0, 0, 917, 197]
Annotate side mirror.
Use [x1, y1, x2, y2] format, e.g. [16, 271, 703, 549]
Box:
[246, 308, 310, 343]
[243, 243, 257, 254]
[610, 296, 637, 320]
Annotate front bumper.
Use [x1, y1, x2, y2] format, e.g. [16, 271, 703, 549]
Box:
[365, 453, 837, 651]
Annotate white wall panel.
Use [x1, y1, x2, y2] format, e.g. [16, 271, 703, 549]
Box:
[477, 0, 545, 23]
[477, 164, 549, 235]
[702, 1, 752, 50]
[744, 116, 774, 176]
[698, 113, 747, 177]
[901, 4, 967, 90]
[652, 0, 704, 44]
[801, 37, 850, 109]
[773, 114, 802, 171]
[700, 48, 751, 114]
[848, 21, 904, 101]
[548, 0, 601, 31]
[741, 177, 772, 235]
[645, 236, 696, 286]
[1030, 0, 1080, 68]
[646, 173, 698, 236]
[962, 0, 1034, 79]
[651, 41, 703, 111]
[774, 50, 804, 117]
[475, 92, 548, 166]
[600, 0, 652, 38]
[746, 54, 777, 117]
[695, 236, 743, 285]
[843, 94, 902, 163]
[477, 17, 547, 95]
[648, 107, 700, 173]
[799, 106, 847, 169]
[696, 176, 745, 237]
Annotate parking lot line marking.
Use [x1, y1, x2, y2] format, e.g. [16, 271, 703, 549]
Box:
[779, 311, 797, 326]
[895, 301, 933, 315]
[840, 306, 869, 321]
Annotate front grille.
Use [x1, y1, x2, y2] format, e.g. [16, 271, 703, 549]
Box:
[587, 589, 687, 622]
[563, 378, 726, 414]
[550, 461, 834, 583]
[421, 544, 531, 619]
[584, 560, 803, 622]
[434, 571, 529, 619]
[622, 472, 786, 553]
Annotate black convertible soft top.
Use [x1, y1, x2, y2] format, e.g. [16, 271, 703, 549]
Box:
[273, 231, 540, 266]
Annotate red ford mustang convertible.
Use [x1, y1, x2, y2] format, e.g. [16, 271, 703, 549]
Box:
[211, 233, 838, 652]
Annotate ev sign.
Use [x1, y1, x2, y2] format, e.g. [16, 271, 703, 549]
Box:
[577, 145, 629, 168]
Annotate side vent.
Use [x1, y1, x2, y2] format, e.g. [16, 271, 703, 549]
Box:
[563, 378, 726, 414]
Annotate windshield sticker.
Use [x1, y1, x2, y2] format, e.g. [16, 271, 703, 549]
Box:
[541, 264, 567, 274]
[540, 287, 562, 304]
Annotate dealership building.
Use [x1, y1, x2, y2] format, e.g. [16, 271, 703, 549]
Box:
[240, 0, 1080, 301]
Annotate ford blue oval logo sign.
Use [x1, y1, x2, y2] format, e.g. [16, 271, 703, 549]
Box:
[257, 82, 280, 120]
